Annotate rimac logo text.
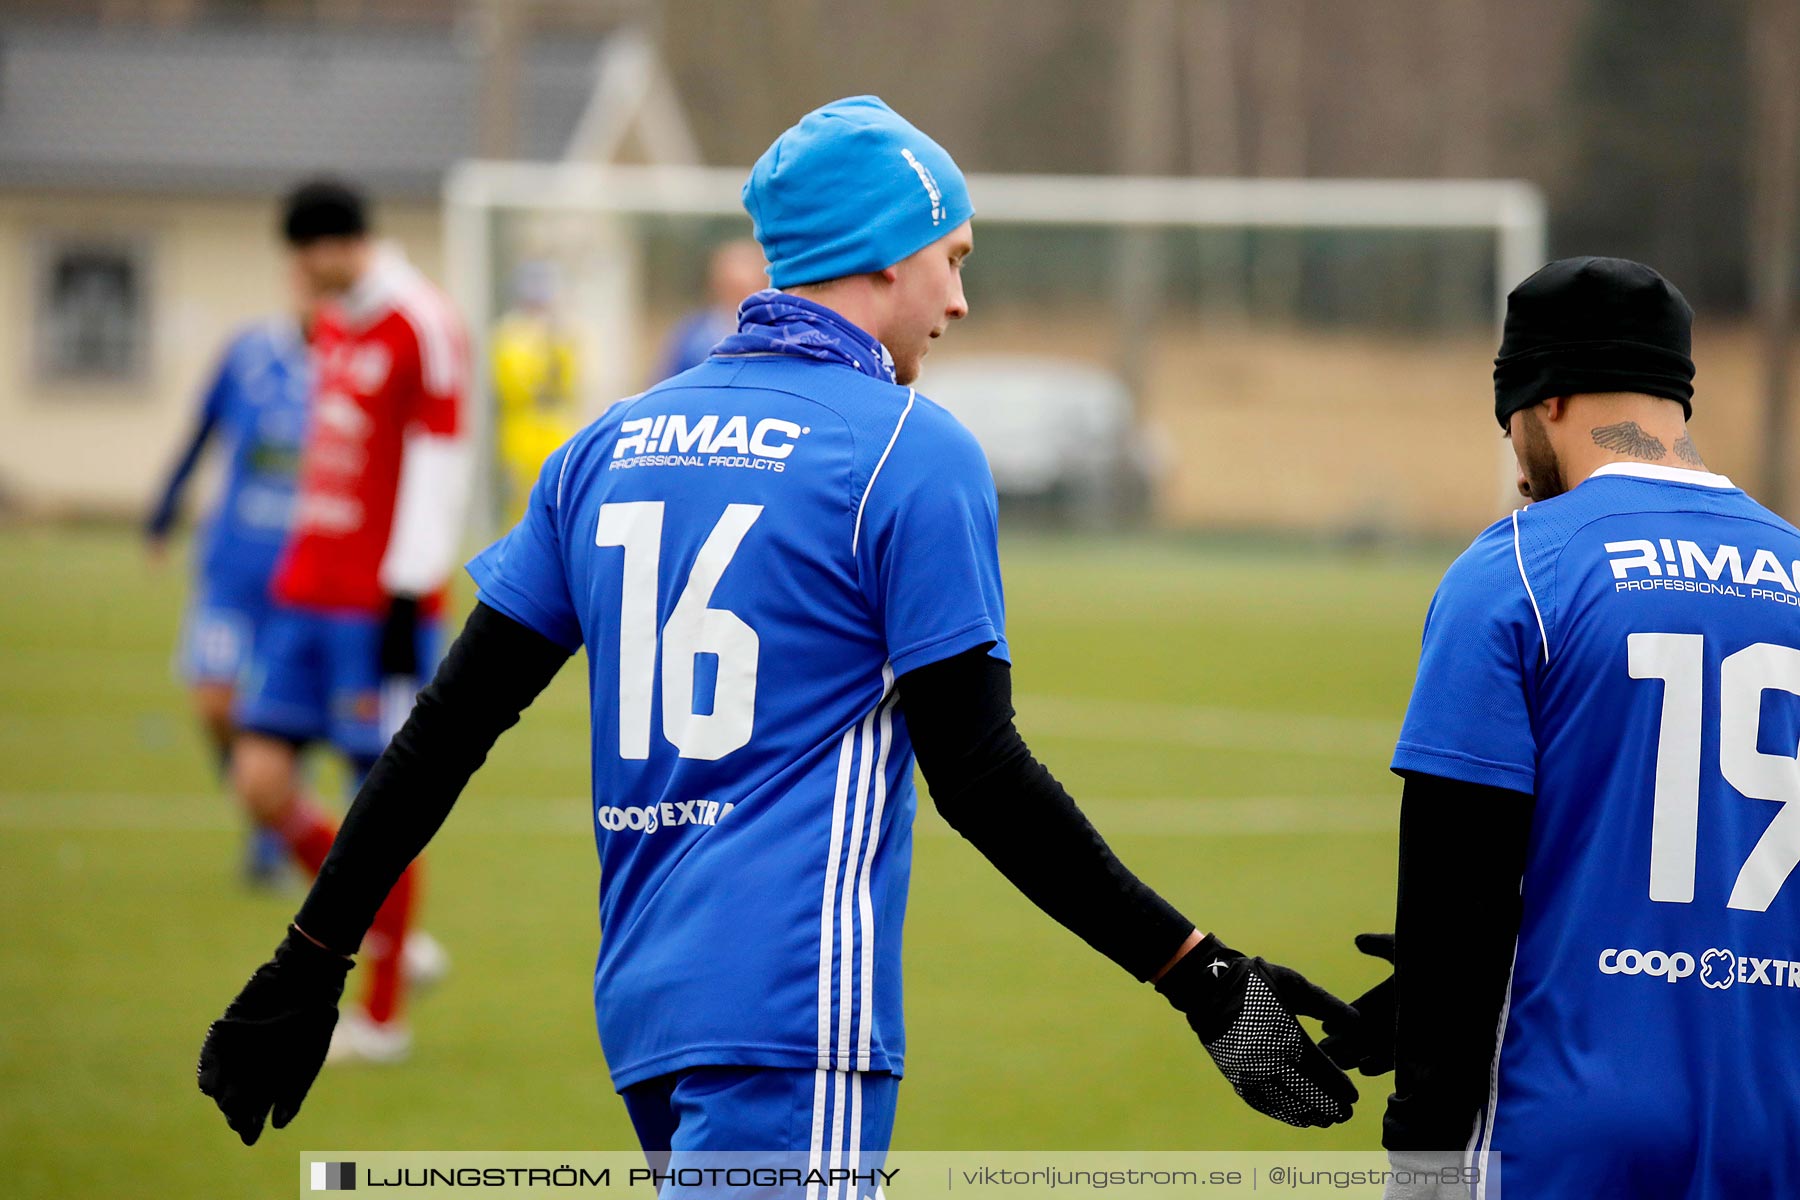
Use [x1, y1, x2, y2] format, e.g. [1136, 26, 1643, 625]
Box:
[1606, 538, 1800, 606]
[610, 414, 808, 475]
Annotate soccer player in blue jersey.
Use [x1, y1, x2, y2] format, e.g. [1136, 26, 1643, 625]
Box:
[1321, 258, 1800, 1199]
[198, 96, 1358, 1162]
[146, 273, 314, 882]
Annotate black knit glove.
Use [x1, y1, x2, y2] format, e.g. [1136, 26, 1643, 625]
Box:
[1319, 932, 1397, 1076]
[1156, 934, 1359, 1128]
[197, 927, 352, 1145]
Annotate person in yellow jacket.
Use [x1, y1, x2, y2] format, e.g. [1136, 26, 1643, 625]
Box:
[491, 261, 579, 521]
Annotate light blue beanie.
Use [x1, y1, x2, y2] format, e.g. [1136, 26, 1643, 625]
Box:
[742, 95, 975, 288]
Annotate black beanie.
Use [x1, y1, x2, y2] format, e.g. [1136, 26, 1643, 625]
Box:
[1493, 256, 1695, 429]
[281, 179, 369, 246]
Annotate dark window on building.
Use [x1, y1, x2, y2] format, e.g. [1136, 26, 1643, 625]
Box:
[35, 237, 150, 384]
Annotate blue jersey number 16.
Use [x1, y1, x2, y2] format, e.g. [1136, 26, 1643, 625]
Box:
[1629, 633, 1800, 912]
[596, 501, 764, 762]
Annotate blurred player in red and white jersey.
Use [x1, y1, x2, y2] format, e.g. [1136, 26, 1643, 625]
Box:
[232, 180, 469, 1063]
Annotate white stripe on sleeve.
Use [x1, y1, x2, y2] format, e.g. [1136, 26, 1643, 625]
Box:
[379, 431, 473, 596]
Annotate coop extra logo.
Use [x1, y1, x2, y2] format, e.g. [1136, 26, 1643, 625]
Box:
[1596, 946, 1800, 991]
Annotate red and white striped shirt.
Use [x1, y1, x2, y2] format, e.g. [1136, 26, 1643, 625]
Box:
[274, 246, 471, 616]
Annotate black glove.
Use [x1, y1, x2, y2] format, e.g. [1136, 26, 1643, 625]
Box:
[379, 594, 421, 679]
[1156, 933, 1358, 1128]
[197, 927, 352, 1146]
[1319, 932, 1396, 1076]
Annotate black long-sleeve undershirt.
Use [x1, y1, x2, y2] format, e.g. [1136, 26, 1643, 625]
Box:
[294, 602, 571, 953]
[1383, 772, 1535, 1152]
[145, 403, 221, 539]
[897, 645, 1197, 982]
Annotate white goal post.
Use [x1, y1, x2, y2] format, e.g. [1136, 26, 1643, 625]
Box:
[443, 162, 1547, 532]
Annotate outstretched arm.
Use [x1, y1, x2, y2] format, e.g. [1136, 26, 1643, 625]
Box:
[1385, 773, 1533, 1151]
[898, 644, 1358, 1128]
[296, 601, 572, 951]
[198, 601, 571, 1144]
[1313, 772, 1532, 1199]
[374, 314, 474, 685]
[898, 644, 1195, 980]
[145, 386, 224, 544]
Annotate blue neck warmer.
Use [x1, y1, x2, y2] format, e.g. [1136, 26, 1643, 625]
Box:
[713, 289, 896, 385]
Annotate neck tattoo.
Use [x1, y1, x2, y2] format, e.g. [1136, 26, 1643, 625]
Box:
[1591, 421, 1667, 461]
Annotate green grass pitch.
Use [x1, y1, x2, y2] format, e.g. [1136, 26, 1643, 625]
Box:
[0, 525, 1454, 1197]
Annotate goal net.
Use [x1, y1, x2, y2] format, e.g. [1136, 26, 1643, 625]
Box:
[444, 162, 1545, 539]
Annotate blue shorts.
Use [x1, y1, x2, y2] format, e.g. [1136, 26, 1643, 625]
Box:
[234, 604, 440, 760]
[622, 1068, 897, 1196]
[178, 581, 272, 686]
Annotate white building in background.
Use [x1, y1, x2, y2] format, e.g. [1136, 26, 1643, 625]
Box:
[0, 20, 694, 516]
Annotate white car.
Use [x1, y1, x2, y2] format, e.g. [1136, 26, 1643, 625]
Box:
[921, 356, 1153, 524]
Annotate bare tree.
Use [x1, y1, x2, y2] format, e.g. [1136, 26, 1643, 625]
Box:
[1113, 0, 1180, 410]
[473, 0, 525, 160]
[1182, 0, 1246, 316]
[1748, 0, 1799, 514]
[1437, 0, 1490, 324]
[1249, 0, 1306, 319]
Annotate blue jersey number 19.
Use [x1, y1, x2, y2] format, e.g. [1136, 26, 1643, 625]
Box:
[1629, 632, 1800, 911]
[596, 501, 764, 762]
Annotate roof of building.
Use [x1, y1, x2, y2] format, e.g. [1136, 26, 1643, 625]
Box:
[0, 23, 601, 197]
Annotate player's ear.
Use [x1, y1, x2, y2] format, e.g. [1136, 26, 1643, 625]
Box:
[1543, 395, 1568, 423]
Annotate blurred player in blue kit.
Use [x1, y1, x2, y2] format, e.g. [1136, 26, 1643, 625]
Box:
[654, 239, 768, 382]
[146, 267, 315, 883]
[1322, 258, 1800, 1199]
[199, 97, 1361, 1170]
